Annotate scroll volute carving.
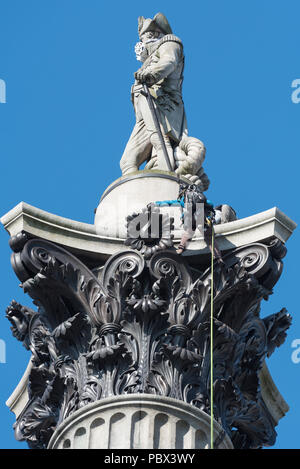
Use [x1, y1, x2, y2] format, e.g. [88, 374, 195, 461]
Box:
[6, 235, 291, 449]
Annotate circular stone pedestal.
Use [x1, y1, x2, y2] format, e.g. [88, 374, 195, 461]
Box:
[94, 171, 190, 239]
[48, 394, 233, 449]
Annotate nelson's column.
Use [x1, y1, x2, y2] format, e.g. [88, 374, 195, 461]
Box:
[1, 13, 297, 450]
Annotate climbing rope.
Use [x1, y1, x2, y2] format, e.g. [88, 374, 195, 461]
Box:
[210, 221, 214, 449]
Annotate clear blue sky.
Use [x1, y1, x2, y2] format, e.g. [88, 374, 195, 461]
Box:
[0, 0, 299, 449]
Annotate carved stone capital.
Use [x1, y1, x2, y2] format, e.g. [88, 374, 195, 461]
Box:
[6, 236, 291, 449]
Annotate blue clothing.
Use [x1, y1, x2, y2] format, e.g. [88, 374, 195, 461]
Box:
[155, 196, 215, 224]
[155, 197, 213, 210]
[155, 197, 185, 208]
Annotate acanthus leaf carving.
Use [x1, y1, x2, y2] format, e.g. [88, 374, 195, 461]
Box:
[6, 236, 290, 449]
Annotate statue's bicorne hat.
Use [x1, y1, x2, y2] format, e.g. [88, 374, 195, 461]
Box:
[138, 13, 172, 38]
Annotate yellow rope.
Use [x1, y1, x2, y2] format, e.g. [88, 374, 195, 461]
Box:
[209, 220, 214, 449]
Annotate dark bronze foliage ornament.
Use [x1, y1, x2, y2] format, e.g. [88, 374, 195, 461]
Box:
[6, 231, 291, 449]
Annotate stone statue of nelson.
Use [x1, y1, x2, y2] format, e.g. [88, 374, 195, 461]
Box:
[120, 13, 188, 175]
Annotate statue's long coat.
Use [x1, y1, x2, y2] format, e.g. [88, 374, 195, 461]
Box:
[120, 34, 188, 175]
[132, 34, 187, 143]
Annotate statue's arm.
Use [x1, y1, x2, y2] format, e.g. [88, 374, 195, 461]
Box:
[135, 42, 182, 85]
[150, 42, 182, 82]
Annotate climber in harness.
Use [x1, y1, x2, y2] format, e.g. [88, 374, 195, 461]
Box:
[154, 183, 223, 259]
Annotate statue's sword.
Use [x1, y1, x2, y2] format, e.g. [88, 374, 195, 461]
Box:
[141, 83, 174, 172]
